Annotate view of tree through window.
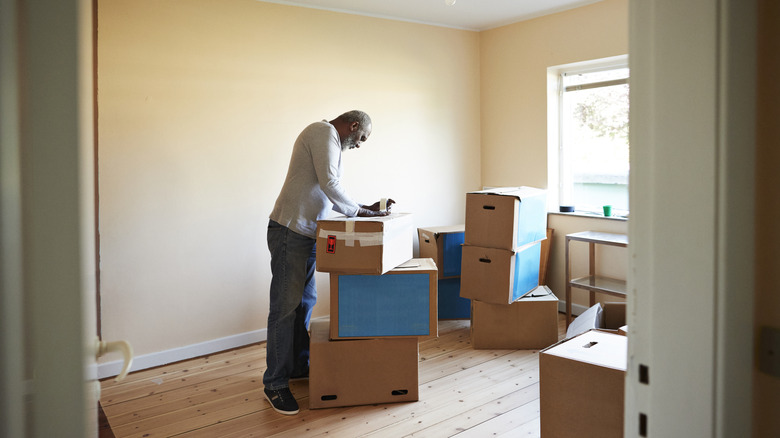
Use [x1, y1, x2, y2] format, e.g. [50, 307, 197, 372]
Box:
[560, 67, 629, 214]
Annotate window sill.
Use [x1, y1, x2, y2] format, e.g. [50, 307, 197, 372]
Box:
[548, 211, 628, 221]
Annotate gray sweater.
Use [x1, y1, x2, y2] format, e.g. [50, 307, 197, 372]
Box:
[269, 120, 361, 238]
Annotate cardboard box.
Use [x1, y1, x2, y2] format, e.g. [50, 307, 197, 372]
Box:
[316, 213, 414, 275]
[464, 187, 547, 250]
[471, 286, 559, 350]
[540, 329, 627, 438]
[437, 277, 470, 320]
[329, 258, 438, 339]
[460, 240, 542, 305]
[417, 225, 465, 279]
[309, 319, 419, 409]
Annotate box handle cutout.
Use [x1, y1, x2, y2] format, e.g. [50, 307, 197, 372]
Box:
[478, 258, 492, 264]
[583, 341, 598, 348]
[639, 364, 649, 384]
[639, 413, 648, 436]
[391, 389, 408, 396]
[321, 395, 338, 401]
[482, 205, 496, 210]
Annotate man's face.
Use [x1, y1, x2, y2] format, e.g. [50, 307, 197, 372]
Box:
[341, 124, 371, 151]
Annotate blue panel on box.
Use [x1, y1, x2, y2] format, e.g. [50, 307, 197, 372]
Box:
[441, 232, 465, 277]
[338, 273, 430, 337]
[438, 278, 470, 319]
[516, 193, 548, 248]
[511, 242, 542, 301]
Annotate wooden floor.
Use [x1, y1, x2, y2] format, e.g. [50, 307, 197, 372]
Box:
[100, 314, 567, 437]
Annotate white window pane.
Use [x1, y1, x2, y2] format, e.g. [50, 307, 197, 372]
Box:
[561, 81, 629, 212]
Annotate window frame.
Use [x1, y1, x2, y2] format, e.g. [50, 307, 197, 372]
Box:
[547, 55, 629, 216]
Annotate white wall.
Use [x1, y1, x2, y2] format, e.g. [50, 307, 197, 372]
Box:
[97, 0, 481, 366]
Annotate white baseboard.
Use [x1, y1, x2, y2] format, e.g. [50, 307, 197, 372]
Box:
[97, 328, 267, 380]
[97, 316, 332, 380]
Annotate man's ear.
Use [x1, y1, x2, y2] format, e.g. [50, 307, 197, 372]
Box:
[350, 122, 360, 132]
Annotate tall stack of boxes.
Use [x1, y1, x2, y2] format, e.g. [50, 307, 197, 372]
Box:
[460, 187, 560, 350]
[309, 213, 437, 409]
[417, 225, 469, 319]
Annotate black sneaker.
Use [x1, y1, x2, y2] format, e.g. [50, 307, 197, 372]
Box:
[263, 387, 299, 415]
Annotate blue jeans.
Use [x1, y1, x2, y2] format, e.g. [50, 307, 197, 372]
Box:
[263, 220, 317, 390]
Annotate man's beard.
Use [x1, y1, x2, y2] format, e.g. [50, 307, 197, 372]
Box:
[340, 131, 361, 151]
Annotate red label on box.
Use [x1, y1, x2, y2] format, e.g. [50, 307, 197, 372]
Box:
[326, 235, 337, 254]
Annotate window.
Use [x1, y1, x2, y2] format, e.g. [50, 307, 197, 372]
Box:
[547, 56, 629, 217]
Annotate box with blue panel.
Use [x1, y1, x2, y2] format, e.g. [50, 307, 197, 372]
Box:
[417, 225, 465, 279]
[436, 277, 470, 319]
[329, 258, 438, 340]
[464, 186, 547, 250]
[417, 225, 471, 319]
[460, 240, 542, 305]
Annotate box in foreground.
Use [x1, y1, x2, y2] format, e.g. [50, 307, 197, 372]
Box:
[471, 285, 559, 350]
[540, 329, 627, 438]
[309, 319, 419, 409]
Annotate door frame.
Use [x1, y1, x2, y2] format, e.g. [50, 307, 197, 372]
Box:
[627, 0, 756, 436]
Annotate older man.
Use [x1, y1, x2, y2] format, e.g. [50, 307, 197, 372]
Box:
[264, 110, 394, 415]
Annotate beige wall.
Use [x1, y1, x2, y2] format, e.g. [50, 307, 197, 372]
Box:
[754, 0, 780, 435]
[479, 0, 629, 306]
[479, 0, 628, 189]
[97, 0, 480, 359]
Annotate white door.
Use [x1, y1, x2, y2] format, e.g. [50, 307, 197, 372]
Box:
[1, 0, 103, 436]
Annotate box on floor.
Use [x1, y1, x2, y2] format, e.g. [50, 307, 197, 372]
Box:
[464, 186, 547, 251]
[470, 285, 559, 350]
[329, 258, 438, 340]
[540, 329, 626, 438]
[417, 225, 465, 279]
[460, 240, 542, 305]
[438, 277, 470, 320]
[309, 319, 419, 409]
[316, 213, 414, 275]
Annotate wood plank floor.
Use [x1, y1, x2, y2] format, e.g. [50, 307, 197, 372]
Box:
[100, 314, 567, 437]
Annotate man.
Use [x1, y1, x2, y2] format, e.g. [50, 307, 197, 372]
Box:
[264, 110, 394, 415]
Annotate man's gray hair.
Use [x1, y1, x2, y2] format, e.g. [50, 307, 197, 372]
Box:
[337, 110, 372, 128]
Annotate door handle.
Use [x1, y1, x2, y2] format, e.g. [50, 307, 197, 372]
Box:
[95, 338, 134, 382]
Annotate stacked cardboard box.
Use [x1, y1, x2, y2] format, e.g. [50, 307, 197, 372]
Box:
[311, 213, 435, 409]
[460, 187, 559, 350]
[418, 225, 470, 319]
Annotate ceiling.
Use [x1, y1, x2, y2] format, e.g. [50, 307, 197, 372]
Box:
[258, 0, 604, 31]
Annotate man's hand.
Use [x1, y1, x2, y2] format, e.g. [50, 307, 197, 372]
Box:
[362, 199, 396, 212]
[357, 207, 390, 217]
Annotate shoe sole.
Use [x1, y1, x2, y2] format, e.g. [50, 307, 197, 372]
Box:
[263, 391, 299, 415]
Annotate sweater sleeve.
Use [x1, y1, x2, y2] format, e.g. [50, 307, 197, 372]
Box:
[309, 125, 361, 217]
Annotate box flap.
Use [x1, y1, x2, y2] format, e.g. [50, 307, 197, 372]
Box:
[468, 186, 546, 200]
[418, 224, 465, 236]
[514, 285, 558, 303]
[565, 303, 604, 339]
[392, 257, 437, 272]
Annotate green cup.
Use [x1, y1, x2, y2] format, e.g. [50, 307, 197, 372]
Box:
[603, 205, 613, 217]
